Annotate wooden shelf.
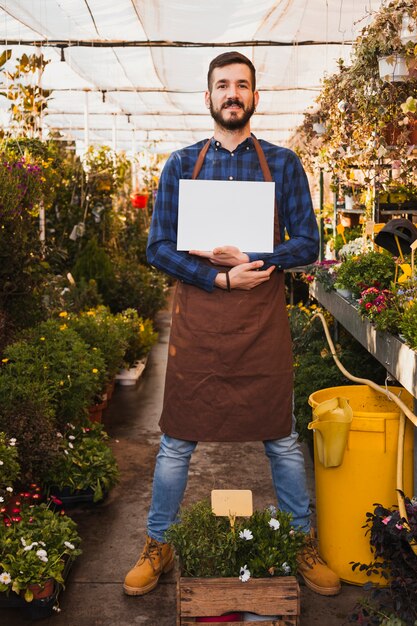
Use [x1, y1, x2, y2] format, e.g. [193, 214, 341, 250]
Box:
[310, 281, 417, 399]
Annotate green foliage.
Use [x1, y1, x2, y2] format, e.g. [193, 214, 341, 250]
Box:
[399, 299, 417, 349]
[334, 252, 396, 297]
[66, 306, 127, 380]
[350, 497, 417, 625]
[114, 308, 158, 367]
[166, 500, 305, 579]
[106, 259, 168, 320]
[1, 319, 106, 428]
[289, 305, 386, 444]
[0, 432, 20, 489]
[0, 503, 81, 600]
[0, 404, 59, 485]
[72, 237, 115, 302]
[43, 423, 119, 502]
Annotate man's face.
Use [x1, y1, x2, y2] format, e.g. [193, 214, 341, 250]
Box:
[205, 63, 259, 131]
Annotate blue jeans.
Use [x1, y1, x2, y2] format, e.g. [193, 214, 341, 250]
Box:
[147, 417, 311, 542]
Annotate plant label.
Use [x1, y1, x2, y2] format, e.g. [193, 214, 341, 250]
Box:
[211, 489, 253, 518]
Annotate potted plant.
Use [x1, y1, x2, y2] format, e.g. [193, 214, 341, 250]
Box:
[42, 422, 119, 504]
[1, 318, 107, 429]
[350, 495, 417, 625]
[166, 499, 304, 624]
[0, 502, 81, 603]
[114, 308, 158, 385]
[334, 251, 396, 298]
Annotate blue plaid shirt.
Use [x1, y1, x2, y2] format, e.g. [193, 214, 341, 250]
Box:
[147, 135, 319, 292]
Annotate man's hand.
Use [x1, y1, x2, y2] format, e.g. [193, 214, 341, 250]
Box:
[214, 260, 275, 291]
[189, 246, 249, 267]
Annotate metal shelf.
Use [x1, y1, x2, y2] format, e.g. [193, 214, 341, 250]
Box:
[310, 281, 417, 398]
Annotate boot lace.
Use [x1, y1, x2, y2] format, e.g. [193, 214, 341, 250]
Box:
[298, 536, 325, 570]
[138, 539, 163, 573]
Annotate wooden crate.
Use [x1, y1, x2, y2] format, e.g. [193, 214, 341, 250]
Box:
[177, 576, 300, 626]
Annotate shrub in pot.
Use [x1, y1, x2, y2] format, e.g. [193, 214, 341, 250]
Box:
[334, 251, 396, 298]
[66, 306, 127, 382]
[114, 308, 158, 369]
[106, 257, 168, 321]
[43, 422, 119, 503]
[2, 319, 106, 429]
[0, 502, 81, 602]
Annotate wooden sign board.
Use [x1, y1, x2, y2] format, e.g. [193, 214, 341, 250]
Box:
[211, 489, 253, 518]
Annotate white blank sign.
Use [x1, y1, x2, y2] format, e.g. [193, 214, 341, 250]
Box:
[177, 179, 275, 252]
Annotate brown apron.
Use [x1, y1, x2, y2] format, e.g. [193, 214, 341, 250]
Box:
[159, 137, 293, 442]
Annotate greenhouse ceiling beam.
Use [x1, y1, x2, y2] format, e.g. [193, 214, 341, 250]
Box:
[43, 86, 320, 93]
[47, 110, 302, 116]
[0, 39, 352, 48]
[46, 126, 293, 132]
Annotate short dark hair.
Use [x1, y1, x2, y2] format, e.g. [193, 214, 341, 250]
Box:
[207, 52, 256, 91]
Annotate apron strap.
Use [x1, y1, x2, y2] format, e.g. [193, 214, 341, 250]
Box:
[191, 135, 281, 244]
[192, 139, 211, 179]
[252, 136, 273, 182]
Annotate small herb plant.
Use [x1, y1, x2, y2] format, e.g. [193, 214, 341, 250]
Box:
[165, 499, 305, 581]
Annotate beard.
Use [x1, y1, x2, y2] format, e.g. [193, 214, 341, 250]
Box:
[208, 96, 255, 130]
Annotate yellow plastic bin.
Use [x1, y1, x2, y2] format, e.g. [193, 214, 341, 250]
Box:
[308, 385, 414, 585]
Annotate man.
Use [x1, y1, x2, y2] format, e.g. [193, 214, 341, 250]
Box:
[124, 51, 340, 597]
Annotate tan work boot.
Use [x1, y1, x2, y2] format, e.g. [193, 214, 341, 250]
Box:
[297, 530, 341, 596]
[123, 536, 175, 596]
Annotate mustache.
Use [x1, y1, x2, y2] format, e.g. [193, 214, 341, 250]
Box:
[222, 98, 244, 109]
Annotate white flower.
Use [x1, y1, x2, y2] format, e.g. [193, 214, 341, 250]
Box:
[239, 565, 251, 583]
[238, 529, 253, 541]
[24, 542, 38, 551]
[68, 435, 75, 440]
[64, 541, 75, 550]
[36, 549, 48, 563]
[64, 450, 69, 455]
[0, 496, 3, 503]
[56, 432, 63, 438]
[68, 442, 74, 449]
[6, 487, 13, 493]
[282, 562, 291, 574]
[0, 572, 11, 585]
[9, 438, 16, 446]
[267, 504, 277, 515]
[269, 518, 280, 531]
[0, 460, 3, 465]
[20, 538, 27, 547]
[52, 606, 62, 612]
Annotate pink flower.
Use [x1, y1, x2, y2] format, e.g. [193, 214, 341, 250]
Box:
[382, 516, 392, 525]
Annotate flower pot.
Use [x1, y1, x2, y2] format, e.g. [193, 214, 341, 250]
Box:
[88, 400, 106, 423]
[344, 195, 353, 211]
[26, 579, 54, 600]
[400, 14, 417, 44]
[336, 288, 352, 299]
[312, 122, 326, 135]
[130, 192, 148, 209]
[115, 359, 146, 386]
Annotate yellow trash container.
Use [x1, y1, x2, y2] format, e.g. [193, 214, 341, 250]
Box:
[308, 385, 414, 585]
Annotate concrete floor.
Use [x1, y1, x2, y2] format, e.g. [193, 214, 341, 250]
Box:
[3, 305, 366, 625]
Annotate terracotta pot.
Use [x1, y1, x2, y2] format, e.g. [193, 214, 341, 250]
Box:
[26, 579, 54, 600]
[106, 379, 115, 401]
[130, 192, 148, 209]
[88, 401, 106, 423]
